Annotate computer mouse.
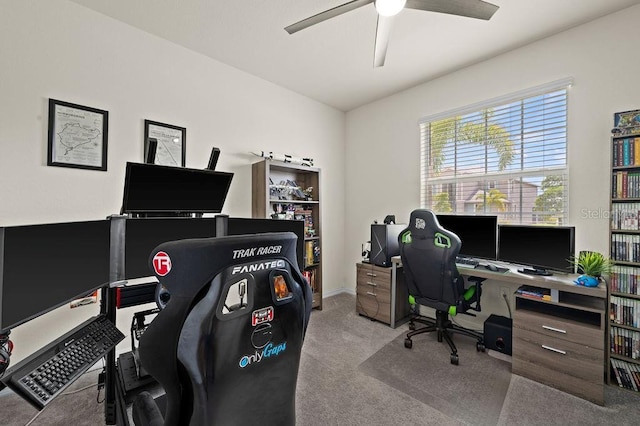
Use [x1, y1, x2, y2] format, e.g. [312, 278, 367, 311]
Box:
[486, 264, 499, 272]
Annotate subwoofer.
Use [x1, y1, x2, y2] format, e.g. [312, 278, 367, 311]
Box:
[483, 314, 512, 355]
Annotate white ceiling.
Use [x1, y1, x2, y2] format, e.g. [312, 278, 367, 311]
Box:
[69, 0, 640, 111]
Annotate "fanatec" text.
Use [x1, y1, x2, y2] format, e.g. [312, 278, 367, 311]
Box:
[231, 259, 286, 275]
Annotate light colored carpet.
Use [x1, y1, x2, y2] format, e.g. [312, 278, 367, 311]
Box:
[2, 293, 640, 426]
[497, 373, 640, 426]
[0, 368, 103, 426]
[359, 330, 512, 426]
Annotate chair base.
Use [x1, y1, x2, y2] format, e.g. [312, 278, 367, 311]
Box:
[404, 310, 485, 365]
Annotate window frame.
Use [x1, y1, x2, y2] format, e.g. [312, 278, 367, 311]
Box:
[419, 78, 572, 225]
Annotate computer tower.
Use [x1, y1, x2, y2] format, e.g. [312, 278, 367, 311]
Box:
[483, 314, 512, 355]
[370, 224, 405, 267]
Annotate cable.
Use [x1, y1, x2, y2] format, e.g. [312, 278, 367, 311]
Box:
[502, 292, 512, 318]
[61, 381, 99, 396]
[24, 407, 46, 426]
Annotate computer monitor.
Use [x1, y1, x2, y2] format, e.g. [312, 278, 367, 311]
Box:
[436, 215, 498, 260]
[0, 220, 111, 331]
[124, 217, 217, 280]
[121, 162, 233, 215]
[497, 225, 575, 275]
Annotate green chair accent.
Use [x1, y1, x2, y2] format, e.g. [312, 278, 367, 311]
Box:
[399, 209, 485, 365]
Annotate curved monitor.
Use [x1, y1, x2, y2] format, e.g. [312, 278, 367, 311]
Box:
[436, 215, 498, 260]
[497, 225, 575, 274]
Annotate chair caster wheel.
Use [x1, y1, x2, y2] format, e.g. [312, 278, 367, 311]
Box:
[409, 323, 416, 331]
[477, 342, 485, 352]
[404, 338, 413, 349]
[450, 353, 459, 365]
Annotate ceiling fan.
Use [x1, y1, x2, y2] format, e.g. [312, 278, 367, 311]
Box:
[285, 0, 499, 67]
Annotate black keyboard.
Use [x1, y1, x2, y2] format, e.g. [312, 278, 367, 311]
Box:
[455, 256, 479, 267]
[3, 315, 124, 409]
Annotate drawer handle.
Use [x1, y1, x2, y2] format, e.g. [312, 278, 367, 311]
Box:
[542, 325, 567, 334]
[366, 272, 377, 277]
[541, 345, 566, 355]
[367, 291, 377, 296]
[367, 281, 377, 286]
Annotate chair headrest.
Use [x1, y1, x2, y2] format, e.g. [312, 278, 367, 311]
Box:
[148, 232, 300, 298]
[407, 209, 441, 239]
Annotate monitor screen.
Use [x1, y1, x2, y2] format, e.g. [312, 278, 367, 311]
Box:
[125, 217, 217, 279]
[0, 220, 111, 331]
[436, 215, 498, 260]
[121, 162, 233, 214]
[497, 225, 575, 273]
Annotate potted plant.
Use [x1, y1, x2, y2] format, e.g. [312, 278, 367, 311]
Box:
[571, 251, 613, 287]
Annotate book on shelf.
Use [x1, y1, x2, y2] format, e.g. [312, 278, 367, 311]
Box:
[609, 265, 640, 295]
[516, 285, 551, 301]
[611, 358, 625, 388]
[612, 357, 640, 392]
[302, 269, 317, 293]
[613, 137, 640, 167]
[609, 296, 640, 327]
[294, 208, 315, 238]
[611, 326, 640, 359]
[304, 240, 320, 266]
[630, 363, 640, 391]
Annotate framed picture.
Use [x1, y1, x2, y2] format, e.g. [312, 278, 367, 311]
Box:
[144, 120, 186, 167]
[614, 109, 640, 136]
[47, 99, 109, 171]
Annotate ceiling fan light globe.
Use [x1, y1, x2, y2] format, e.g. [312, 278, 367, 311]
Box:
[375, 0, 406, 17]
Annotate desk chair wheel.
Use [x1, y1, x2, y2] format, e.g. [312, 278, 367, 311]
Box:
[404, 338, 413, 349]
[476, 342, 485, 352]
[450, 353, 459, 365]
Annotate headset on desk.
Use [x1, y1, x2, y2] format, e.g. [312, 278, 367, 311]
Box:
[0, 331, 14, 377]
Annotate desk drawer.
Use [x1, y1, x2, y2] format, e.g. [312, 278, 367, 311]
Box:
[356, 265, 391, 291]
[513, 329, 603, 405]
[513, 328, 603, 382]
[356, 289, 391, 324]
[513, 355, 604, 405]
[514, 308, 603, 350]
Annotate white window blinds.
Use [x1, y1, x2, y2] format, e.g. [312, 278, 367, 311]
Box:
[419, 79, 572, 225]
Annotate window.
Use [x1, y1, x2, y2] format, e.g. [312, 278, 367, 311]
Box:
[420, 78, 571, 225]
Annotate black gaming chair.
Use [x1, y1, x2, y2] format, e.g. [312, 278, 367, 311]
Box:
[132, 232, 312, 425]
[399, 209, 485, 365]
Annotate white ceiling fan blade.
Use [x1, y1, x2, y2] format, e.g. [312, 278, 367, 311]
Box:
[285, 0, 374, 34]
[405, 0, 499, 20]
[373, 15, 394, 68]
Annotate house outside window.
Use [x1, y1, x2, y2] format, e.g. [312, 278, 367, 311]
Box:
[419, 79, 571, 225]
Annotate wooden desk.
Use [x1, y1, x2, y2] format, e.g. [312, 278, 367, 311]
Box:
[356, 262, 409, 328]
[390, 255, 607, 405]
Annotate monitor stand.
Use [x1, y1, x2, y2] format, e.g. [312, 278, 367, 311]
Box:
[517, 267, 553, 276]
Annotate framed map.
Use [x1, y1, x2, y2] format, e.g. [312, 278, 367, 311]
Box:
[144, 120, 186, 167]
[47, 99, 108, 171]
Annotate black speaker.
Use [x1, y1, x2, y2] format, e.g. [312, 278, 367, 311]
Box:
[483, 314, 512, 355]
[370, 224, 405, 267]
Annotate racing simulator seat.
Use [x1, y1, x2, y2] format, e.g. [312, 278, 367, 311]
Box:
[399, 209, 485, 365]
[132, 232, 312, 425]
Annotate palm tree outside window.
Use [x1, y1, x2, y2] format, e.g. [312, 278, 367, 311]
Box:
[419, 79, 571, 225]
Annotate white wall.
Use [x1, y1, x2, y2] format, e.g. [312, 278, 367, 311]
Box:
[344, 4, 640, 325]
[0, 0, 345, 363]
